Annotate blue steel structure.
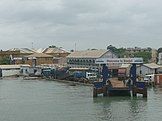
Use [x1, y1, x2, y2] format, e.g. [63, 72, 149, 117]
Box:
[102, 64, 109, 86]
[130, 64, 137, 86]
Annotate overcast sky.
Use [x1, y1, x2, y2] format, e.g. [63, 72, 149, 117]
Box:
[0, 0, 162, 51]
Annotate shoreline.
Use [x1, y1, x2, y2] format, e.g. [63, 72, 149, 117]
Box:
[1, 75, 93, 86]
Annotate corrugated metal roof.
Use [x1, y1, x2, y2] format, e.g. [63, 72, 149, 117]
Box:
[69, 67, 89, 71]
[26, 53, 53, 58]
[36, 48, 46, 53]
[0, 64, 31, 69]
[0, 65, 20, 69]
[43, 47, 69, 54]
[7, 48, 36, 54]
[143, 63, 160, 69]
[67, 49, 108, 58]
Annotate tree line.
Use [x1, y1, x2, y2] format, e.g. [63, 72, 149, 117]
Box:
[107, 45, 152, 63]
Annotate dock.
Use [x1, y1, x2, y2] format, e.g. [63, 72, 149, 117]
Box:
[93, 78, 131, 97]
[93, 58, 147, 98]
[108, 78, 130, 96]
[109, 78, 125, 87]
[93, 78, 147, 97]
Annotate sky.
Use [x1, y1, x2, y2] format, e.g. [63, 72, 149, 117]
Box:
[0, 0, 162, 51]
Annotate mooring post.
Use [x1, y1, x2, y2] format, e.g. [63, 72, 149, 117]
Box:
[103, 86, 108, 97]
[93, 87, 97, 97]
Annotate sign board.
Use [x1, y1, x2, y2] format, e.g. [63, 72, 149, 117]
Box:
[95, 58, 143, 64]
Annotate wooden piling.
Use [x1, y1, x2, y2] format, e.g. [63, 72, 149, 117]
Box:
[103, 86, 108, 97]
[93, 88, 97, 97]
[132, 87, 147, 98]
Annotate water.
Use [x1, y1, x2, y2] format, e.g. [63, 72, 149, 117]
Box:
[0, 79, 162, 121]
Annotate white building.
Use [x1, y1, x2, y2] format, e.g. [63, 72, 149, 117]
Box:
[158, 52, 162, 65]
[0, 65, 21, 77]
[67, 49, 117, 70]
[20, 65, 42, 77]
[137, 63, 160, 76]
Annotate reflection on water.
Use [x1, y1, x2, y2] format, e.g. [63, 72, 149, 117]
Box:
[93, 96, 148, 121]
[0, 79, 162, 121]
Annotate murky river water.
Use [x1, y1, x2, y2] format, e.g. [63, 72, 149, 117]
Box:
[0, 79, 162, 121]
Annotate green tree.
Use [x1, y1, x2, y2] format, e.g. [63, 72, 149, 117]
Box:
[49, 45, 56, 48]
[133, 52, 151, 63]
[158, 47, 162, 53]
[107, 45, 126, 57]
[0, 57, 10, 65]
[114, 48, 126, 58]
[70, 49, 74, 52]
[107, 45, 117, 52]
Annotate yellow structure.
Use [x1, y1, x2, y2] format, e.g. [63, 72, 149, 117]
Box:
[42, 47, 70, 57]
[25, 53, 53, 66]
[0, 50, 20, 59]
[0, 47, 69, 65]
[38, 47, 70, 65]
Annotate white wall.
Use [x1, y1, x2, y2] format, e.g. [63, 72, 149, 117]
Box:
[158, 53, 162, 65]
[2, 69, 20, 77]
[137, 65, 156, 76]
